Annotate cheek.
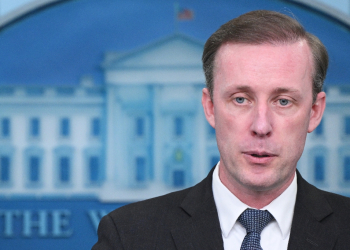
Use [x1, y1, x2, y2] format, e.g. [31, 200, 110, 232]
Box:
[215, 107, 246, 134]
[215, 110, 249, 152]
[280, 116, 308, 151]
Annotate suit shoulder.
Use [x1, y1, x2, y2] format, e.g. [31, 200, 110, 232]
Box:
[319, 190, 350, 239]
[98, 186, 195, 248]
[107, 186, 192, 223]
[298, 172, 350, 217]
[94, 173, 214, 249]
[321, 189, 350, 211]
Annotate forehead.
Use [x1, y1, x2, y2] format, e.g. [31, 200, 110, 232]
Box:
[215, 40, 313, 68]
[213, 41, 313, 90]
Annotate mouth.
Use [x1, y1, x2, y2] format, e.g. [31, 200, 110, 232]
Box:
[243, 151, 277, 163]
[250, 153, 272, 158]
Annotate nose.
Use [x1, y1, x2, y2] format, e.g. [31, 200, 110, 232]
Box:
[250, 103, 272, 137]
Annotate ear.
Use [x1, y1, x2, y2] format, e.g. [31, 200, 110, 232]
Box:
[308, 91, 326, 133]
[202, 88, 215, 128]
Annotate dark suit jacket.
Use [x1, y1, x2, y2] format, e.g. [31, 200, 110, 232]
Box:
[92, 170, 350, 249]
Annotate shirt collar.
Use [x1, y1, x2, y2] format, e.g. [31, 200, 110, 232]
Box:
[262, 171, 297, 239]
[212, 162, 297, 239]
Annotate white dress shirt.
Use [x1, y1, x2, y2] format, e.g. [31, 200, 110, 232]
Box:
[212, 162, 297, 250]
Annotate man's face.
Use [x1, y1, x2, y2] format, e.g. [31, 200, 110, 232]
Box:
[202, 41, 325, 195]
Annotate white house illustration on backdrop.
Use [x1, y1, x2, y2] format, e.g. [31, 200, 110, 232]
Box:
[1, 33, 350, 201]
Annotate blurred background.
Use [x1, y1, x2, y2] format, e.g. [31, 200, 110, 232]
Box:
[0, 0, 350, 249]
[2, 0, 350, 16]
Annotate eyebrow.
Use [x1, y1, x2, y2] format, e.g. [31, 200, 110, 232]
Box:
[228, 85, 302, 96]
[234, 86, 299, 93]
[273, 87, 300, 94]
[235, 85, 253, 92]
[228, 85, 302, 99]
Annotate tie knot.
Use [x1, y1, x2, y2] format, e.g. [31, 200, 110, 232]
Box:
[238, 209, 273, 234]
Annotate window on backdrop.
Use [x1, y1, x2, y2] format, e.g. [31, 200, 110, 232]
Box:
[60, 118, 70, 137]
[135, 157, 146, 182]
[344, 156, 350, 182]
[174, 117, 183, 137]
[29, 156, 40, 183]
[0, 156, 10, 183]
[91, 118, 100, 137]
[173, 170, 185, 187]
[59, 156, 70, 183]
[30, 118, 40, 137]
[345, 116, 350, 136]
[89, 156, 99, 183]
[136, 117, 144, 137]
[1, 118, 10, 138]
[314, 155, 325, 182]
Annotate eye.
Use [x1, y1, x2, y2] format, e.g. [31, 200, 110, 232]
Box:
[279, 99, 289, 106]
[235, 97, 245, 104]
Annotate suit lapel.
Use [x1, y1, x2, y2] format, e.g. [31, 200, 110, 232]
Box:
[171, 168, 224, 250]
[170, 169, 340, 250]
[288, 171, 338, 250]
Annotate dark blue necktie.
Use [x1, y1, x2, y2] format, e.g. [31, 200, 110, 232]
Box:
[238, 209, 273, 250]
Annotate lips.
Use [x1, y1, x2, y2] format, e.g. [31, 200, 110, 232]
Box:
[245, 151, 275, 157]
[251, 153, 273, 158]
[243, 151, 277, 164]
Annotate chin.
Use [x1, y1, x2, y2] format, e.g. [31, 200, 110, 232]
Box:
[241, 179, 274, 192]
[249, 181, 279, 192]
[239, 171, 281, 192]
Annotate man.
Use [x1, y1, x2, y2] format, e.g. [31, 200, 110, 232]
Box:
[92, 10, 350, 250]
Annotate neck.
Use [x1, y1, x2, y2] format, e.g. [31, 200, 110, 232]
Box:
[218, 165, 295, 209]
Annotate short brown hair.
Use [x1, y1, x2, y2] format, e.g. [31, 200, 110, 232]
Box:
[202, 10, 328, 102]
